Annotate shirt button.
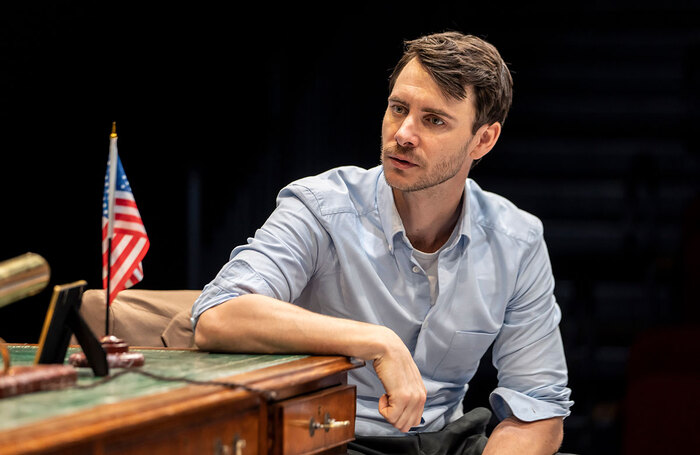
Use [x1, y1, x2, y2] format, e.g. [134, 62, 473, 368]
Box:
[412, 266, 420, 273]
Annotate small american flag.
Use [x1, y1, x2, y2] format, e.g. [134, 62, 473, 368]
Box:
[102, 131, 149, 304]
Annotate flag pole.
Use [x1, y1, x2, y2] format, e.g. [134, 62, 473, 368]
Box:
[106, 122, 118, 336]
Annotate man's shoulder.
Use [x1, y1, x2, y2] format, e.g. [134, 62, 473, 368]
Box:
[467, 179, 544, 244]
[280, 165, 382, 217]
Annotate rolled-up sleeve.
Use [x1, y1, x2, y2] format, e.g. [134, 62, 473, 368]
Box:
[191, 185, 330, 330]
[489, 235, 573, 421]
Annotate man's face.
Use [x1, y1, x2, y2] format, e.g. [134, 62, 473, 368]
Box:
[381, 58, 478, 193]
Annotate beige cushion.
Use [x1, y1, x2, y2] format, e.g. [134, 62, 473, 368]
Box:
[78, 289, 201, 348]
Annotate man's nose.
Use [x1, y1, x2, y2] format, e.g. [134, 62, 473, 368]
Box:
[394, 116, 419, 148]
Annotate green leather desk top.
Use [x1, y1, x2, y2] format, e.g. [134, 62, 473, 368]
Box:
[0, 345, 307, 432]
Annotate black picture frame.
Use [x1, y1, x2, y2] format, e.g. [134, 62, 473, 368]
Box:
[34, 280, 108, 376]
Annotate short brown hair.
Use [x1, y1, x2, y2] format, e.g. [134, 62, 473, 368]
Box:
[388, 31, 513, 134]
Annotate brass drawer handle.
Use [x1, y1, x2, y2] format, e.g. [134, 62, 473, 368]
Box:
[214, 436, 246, 455]
[309, 412, 350, 436]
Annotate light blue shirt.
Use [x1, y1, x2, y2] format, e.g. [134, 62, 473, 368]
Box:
[192, 165, 573, 436]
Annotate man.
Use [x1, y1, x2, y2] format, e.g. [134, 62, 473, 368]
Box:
[192, 31, 573, 454]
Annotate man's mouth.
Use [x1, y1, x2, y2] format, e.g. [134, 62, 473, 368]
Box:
[388, 155, 417, 170]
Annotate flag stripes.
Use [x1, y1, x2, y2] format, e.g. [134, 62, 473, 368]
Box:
[102, 137, 149, 305]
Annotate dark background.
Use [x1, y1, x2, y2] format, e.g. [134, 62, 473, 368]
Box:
[1, 2, 699, 453]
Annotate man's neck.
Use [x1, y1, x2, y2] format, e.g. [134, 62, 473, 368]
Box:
[393, 183, 465, 253]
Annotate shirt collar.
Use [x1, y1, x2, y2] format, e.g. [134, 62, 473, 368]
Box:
[376, 169, 472, 253]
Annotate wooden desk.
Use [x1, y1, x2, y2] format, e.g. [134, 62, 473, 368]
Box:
[0, 345, 364, 455]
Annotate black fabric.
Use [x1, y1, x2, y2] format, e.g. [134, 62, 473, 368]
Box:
[347, 407, 491, 455]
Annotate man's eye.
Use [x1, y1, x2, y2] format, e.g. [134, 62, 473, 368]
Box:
[428, 116, 445, 126]
[391, 105, 407, 115]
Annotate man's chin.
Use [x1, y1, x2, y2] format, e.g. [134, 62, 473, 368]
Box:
[383, 169, 422, 193]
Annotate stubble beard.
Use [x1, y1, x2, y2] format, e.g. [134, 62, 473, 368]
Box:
[380, 141, 471, 193]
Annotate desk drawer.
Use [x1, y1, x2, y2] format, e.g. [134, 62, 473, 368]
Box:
[102, 403, 261, 455]
[271, 384, 355, 455]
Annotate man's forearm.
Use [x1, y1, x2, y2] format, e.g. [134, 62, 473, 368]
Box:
[194, 293, 392, 360]
[482, 416, 563, 455]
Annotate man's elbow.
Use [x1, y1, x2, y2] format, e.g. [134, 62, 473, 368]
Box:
[193, 309, 221, 351]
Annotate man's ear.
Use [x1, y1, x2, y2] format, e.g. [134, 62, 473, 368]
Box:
[470, 122, 502, 160]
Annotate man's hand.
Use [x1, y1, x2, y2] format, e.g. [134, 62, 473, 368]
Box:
[372, 329, 427, 432]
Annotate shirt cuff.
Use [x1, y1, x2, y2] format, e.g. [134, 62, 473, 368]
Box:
[489, 386, 573, 422]
[190, 284, 240, 331]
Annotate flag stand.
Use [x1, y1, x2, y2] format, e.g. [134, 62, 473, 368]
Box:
[105, 237, 112, 336]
